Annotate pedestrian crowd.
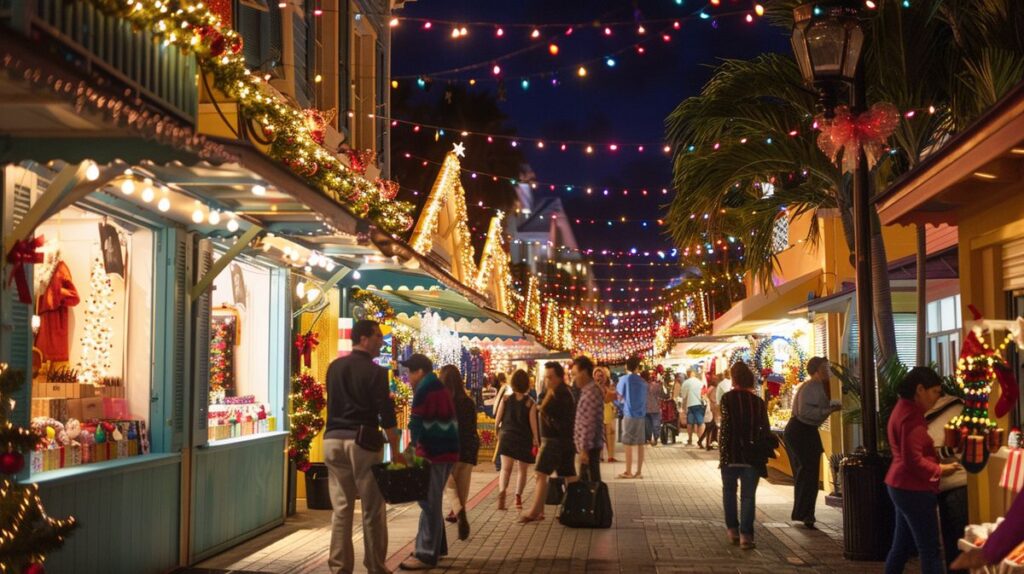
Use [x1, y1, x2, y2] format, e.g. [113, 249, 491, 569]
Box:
[319, 319, 1024, 573]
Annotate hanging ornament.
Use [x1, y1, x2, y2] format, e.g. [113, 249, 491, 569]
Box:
[24, 564, 46, 574]
[208, 32, 227, 57]
[294, 332, 320, 368]
[345, 149, 376, 175]
[376, 178, 399, 200]
[816, 103, 899, 173]
[0, 451, 25, 474]
[303, 108, 335, 145]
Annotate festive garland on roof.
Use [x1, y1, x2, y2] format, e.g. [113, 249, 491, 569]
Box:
[351, 288, 396, 323]
[85, 0, 413, 232]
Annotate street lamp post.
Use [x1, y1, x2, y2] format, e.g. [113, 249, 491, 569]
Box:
[792, 1, 892, 561]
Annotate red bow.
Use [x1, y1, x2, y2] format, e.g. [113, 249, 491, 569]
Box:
[295, 332, 320, 367]
[816, 103, 899, 173]
[6, 236, 45, 304]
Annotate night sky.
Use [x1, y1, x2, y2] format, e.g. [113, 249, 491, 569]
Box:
[390, 0, 790, 292]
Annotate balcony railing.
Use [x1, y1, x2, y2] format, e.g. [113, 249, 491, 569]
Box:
[20, 0, 198, 122]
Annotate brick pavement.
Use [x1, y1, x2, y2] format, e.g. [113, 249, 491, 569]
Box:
[198, 443, 894, 573]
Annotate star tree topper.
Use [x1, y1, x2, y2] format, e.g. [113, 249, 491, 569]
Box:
[452, 141, 466, 158]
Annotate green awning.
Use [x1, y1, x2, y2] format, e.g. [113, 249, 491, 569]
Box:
[343, 266, 445, 291]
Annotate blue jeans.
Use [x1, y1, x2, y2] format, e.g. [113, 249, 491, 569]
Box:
[722, 465, 760, 537]
[414, 462, 453, 565]
[885, 486, 944, 574]
[645, 412, 662, 442]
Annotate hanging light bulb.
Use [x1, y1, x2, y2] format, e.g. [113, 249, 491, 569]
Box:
[84, 160, 100, 181]
[296, 281, 306, 299]
[352, 270, 362, 280]
[208, 210, 221, 225]
[226, 215, 239, 233]
[157, 196, 171, 212]
[141, 179, 155, 203]
[120, 179, 135, 195]
[191, 202, 205, 224]
[306, 286, 321, 302]
[252, 184, 267, 196]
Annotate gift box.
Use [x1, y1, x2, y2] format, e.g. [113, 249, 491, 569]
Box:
[988, 428, 1005, 451]
[30, 450, 44, 473]
[945, 426, 961, 449]
[267, 417, 277, 432]
[965, 435, 985, 464]
[103, 398, 129, 419]
[67, 397, 104, 421]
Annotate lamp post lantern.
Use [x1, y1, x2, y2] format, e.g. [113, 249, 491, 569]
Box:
[792, 1, 892, 561]
[791, 0, 876, 456]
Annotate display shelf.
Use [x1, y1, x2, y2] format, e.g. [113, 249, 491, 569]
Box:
[29, 452, 181, 486]
[202, 430, 288, 450]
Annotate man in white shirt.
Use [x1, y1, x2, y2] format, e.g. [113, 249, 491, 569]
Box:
[678, 368, 706, 446]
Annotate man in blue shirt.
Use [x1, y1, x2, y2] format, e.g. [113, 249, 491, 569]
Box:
[615, 356, 648, 479]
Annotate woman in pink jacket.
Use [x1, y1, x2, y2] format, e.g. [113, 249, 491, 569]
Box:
[884, 367, 961, 574]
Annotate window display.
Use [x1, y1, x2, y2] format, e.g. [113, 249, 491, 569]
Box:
[29, 204, 153, 474]
[207, 258, 278, 441]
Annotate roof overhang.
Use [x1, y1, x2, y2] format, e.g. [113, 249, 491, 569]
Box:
[876, 82, 1024, 226]
[713, 270, 822, 336]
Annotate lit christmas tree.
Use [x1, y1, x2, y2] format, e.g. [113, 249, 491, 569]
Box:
[76, 259, 114, 385]
[0, 364, 77, 572]
[408, 143, 478, 283]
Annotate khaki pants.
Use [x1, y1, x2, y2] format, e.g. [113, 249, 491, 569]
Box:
[446, 461, 474, 512]
[323, 438, 388, 574]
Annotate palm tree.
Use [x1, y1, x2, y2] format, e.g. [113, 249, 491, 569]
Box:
[664, 0, 1024, 369]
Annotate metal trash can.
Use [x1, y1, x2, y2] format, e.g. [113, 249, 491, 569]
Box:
[304, 463, 333, 510]
[841, 451, 893, 561]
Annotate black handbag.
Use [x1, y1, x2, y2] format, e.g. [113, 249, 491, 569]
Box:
[753, 430, 780, 462]
[556, 469, 612, 528]
[545, 477, 566, 505]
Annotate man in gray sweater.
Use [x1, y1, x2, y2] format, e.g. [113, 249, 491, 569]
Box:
[783, 357, 841, 529]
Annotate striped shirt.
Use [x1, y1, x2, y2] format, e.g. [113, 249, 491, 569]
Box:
[574, 379, 605, 453]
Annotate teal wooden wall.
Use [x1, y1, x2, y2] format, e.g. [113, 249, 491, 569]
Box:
[37, 455, 181, 574]
[189, 432, 287, 562]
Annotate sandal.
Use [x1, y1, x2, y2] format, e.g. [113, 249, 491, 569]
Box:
[517, 513, 545, 524]
[617, 472, 634, 479]
[445, 510, 457, 523]
[515, 494, 523, 510]
[633, 473, 643, 479]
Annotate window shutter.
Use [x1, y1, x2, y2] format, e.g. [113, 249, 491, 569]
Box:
[813, 315, 828, 358]
[2, 171, 36, 429]
[894, 313, 918, 367]
[191, 239, 213, 447]
[1002, 237, 1024, 291]
[170, 229, 192, 452]
[293, 8, 310, 106]
[337, 0, 349, 119]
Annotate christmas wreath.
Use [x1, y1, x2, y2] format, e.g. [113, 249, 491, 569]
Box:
[352, 288, 396, 323]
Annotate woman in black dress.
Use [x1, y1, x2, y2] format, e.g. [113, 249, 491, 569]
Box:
[495, 369, 539, 511]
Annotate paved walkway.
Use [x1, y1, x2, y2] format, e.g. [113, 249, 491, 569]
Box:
[197, 444, 891, 573]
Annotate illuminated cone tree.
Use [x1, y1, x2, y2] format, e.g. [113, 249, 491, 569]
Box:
[0, 365, 77, 572]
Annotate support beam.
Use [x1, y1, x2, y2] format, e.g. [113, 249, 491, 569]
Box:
[292, 266, 352, 320]
[189, 225, 262, 300]
[4, 160, 125, 255]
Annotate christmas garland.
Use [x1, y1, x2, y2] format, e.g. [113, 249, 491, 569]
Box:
[209, 318, 235, 398]
[753, 336, 807, 381]
[84, 0, 413, 232]
[352, 288, 396, 323]
[288, 371, 326, 472]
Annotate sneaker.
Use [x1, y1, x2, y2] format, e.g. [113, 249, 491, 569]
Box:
[457, 509, 470, 540]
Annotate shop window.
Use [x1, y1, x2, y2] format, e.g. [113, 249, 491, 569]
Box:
[29, 204, 154, 474]
[205, 253, 284, 442]
[926, 294, 962, 376]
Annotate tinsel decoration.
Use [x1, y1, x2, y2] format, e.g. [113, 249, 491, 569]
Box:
[75, 259, 114, 385]
[288, 371, 326, 473]
[0, 365, 77, 571]
[816, 102, 899, 173]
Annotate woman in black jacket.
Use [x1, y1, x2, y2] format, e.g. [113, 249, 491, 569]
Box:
[719, 361, 772, 550]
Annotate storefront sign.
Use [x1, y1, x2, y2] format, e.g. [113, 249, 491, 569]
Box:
[98, 223, 124, 277]
[230, 263, 247, 305]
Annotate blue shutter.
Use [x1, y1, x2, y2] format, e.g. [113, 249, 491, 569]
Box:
[171, 229, 191, 452]
[191, 239, 213, 447]
[2, 177, 34, 431]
